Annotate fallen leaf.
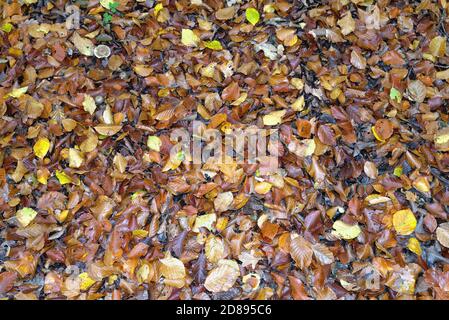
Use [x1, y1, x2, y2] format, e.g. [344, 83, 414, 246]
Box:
[332, 220, 361, 240]
[16, 207, 38, 227]
[392, 209, 417, 235]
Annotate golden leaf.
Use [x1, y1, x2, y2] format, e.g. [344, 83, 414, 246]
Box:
[337, 12, 355, 35]
[407, 238, 422, 255]
[79, 272, 96, 291]
[4, 86, 28, 99]
[254, 181, 272, 194]
[392, 209, 417, 235]
[33, 137, 50, 159]
[428, 36, 447, 57]
[55, 170, 72, 185]
[159, 253, 186, 281]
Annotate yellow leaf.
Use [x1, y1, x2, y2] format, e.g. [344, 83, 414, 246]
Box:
[33, 138, 50, 159]
[159, 252, 186, 281]
[337, 12, 355, 36]
[16, 207, 38, 227]
[413, 176, 430, 193]
[5, 86, 28, 99]
[68, 148, 84, 168]
[100, 0, 115, 9]
[132, 229, 149, 238]
[55, 170, 72, 185]
[254, 181, 272, 194]
[147, 136, 162, 152]
[55, 209, 69, 223]
[216, 216, 229, 232]
[154, 3, 163, 15]
[371, 126, 385, 142]
[1, 23, 13, 33]
[162, 150, 184, 172]
[181, 29, 200, 47]
[204, 40, 223, 50]
[246, 8, 260, 26]
[263, 110, 286, 126]
[435, 127, 449, 151]
[428, 36, 447, 57]
[37, 168, 50, 185]
[392, 209, 417, 235]
[79, 272, 96, 291]
[82, 95, 96, 115]
[407, 238, 422, 255]
[331, 220, 361, 240]
[291, 96, 305, 111]
[193, 213, 217, 232]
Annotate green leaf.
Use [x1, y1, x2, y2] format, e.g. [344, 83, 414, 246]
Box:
[390, 87, 402, 103]
[1, 23, 13, 33]
[393, 166, 403, 177]
[204, 40, 223, 50]
[246, 8, 260, 26]
[109, 1, 119, 12]
[103, 13, 113, 25]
